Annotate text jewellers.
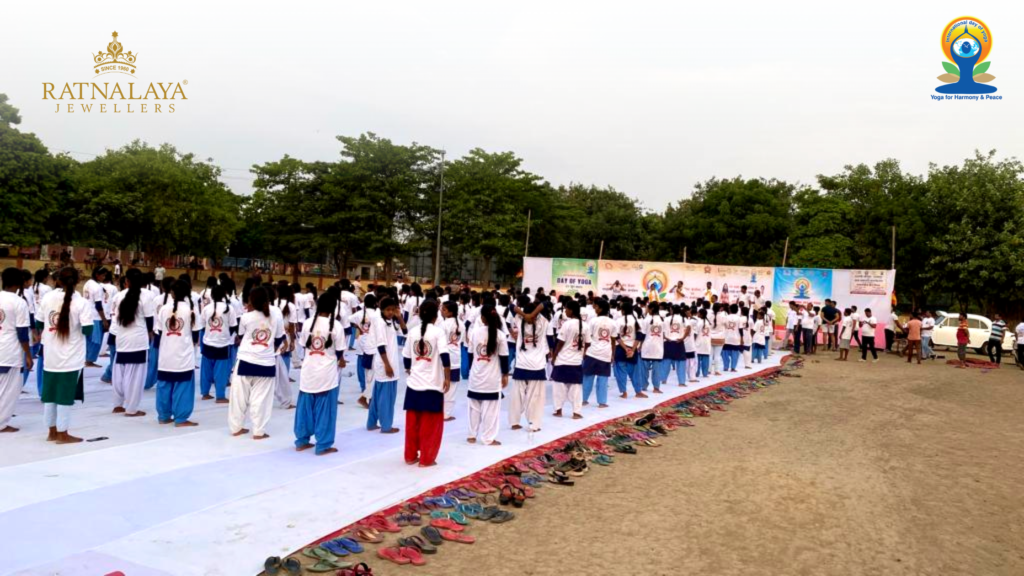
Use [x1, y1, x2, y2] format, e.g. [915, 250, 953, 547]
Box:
[42, 82, 187, 113]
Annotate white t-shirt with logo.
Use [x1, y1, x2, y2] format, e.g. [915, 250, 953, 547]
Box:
[467, 325, 509, 393]
[554, 317, 588, 367]
[585, 316, 619, 362]
[82, 279, 103, 321]
[441, 317, 462, 370]
[156, 302, 201, 373]
[237, 310, 285, 367]
[202, 302, 238, 349]
[298, 316, 344, 393]
[514, 315, 550, 371]
[372, 316, 402, 383]
[39, 289, 93, 372]
[110, 289, 155, 353]
[402, 323, 447, 393]
[0, 291, 31, 367]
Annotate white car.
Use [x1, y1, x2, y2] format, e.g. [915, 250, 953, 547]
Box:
[931, 311, 1015, 354]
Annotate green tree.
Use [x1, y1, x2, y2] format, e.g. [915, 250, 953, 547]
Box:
[789, 189, 858, 268]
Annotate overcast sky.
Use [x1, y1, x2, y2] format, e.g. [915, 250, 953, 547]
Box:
[6, 1, 1023, 211]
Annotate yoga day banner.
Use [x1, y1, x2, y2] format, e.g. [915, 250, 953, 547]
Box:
[849, 269, 889, 295]
[551, 258, 598, 296]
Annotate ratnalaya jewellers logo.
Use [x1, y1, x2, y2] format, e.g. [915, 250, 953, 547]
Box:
[931, 17, 1001, 102]
[42, 31, 188, 113]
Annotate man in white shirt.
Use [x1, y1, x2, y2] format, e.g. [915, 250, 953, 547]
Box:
[1015, 321, 1024, 368]
[154, 265, 166, 281]
[784, 302, 798, 351]
[920, 311, 935, 360]
[885, 310, 899, 353]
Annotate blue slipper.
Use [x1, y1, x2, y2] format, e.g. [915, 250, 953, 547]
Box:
[335, 537, 364, 554]
[320, 541, 349, 557]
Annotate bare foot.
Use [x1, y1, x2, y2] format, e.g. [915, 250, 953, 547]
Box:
[100, 378, 112, 384]
[295, 443, 315, 452]
[571, 413, 583, 420]
[357, 397, 369, 409]
[598, 404, 609, 408]
[367, 425, 381, 431]
[158, 419, 174, 425]
[232, 428, 250, 436]
[489, 440, 502, 446]
[112, 407, 126, 414]
[287, 405, 296, 410]
[85, 361, 101, 368]
[56, 431, 83, 444]
[582, 401, 590, 406]
[317, 447, 338, 456]
[406, 458, 420, 465]
[175, 421, 198, 427]
[467, 437, 476, 444]
[444, 416, 456, 422]
[125, 411, 146, 417]
[46, 427, 57, 441]
[201, 394, 214, 400]
[253, 433, 270, 440]
[511, 424, 522, 430]
[652, 389, 664, 395]
[382, 428, 400, 434]
[0, 426, 19, 433]
[635, 392, 648, 399]
[418, 462, 437, 467]
[215, 399, 228, 404]
[553, 409, 562, 417]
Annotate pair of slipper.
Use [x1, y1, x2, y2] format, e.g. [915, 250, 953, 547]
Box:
[337, 563, 372, 576]
[548, 470, 575, 486]
[398, 535, 438, 554]
[320, 536, 364, 557]
[430, 510, 469, 525]
[478, 506, 515, 523]
[394, 513, 422, 527]
[301, 547, 353, 572]
[420, 525, 476, 545]
[263, 556, 301, 575]
[423, 495, 457, 508]
[377, 546, 426, 566]
[359, 515, 401, 533]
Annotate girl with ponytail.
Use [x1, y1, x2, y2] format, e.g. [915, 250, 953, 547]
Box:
[509, 295, 549, 432]
[199, 284, 237, 402]
[354, 294, 380, 409]
[551, 300, 588, 419]
[465, 304, 509, 446]
[613, 296, 642, 399]
[664, 304, 686, 387]
[294, 292, 346, 455]
[110, 269, 154, 417]
[439, 300, 463, 421]
[230, 286, 285, 439]
[582, 298, 616, 408]
[401, 300, 450, 467]
[639, 301, 667, 393]
[366, 297, 405, 434]
[38, 267, 93, 443]
[152, 279, 201, 427]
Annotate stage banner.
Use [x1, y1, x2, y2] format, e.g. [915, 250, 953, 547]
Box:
[596, 261, 774, 304]
[551, 258, 598, 296]
[598, 260, 682, 302]
[849, 269, 888, 295]
[771, 267, 833, 326]
[708, 265, 775, 305]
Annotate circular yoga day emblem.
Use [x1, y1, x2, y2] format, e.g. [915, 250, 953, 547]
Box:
[475, 343, 491, 359]
[642, 269, 669, 301]
[252, 327, 272, 347]
[208, 316, 223, 331]
[309, 334, 326, 354]
[166, 316, 184, 334]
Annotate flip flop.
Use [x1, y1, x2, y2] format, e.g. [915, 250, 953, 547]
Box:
[429, 518, 464, 532]
[489, 510, 515, 523]
[307, 559, 354, 572]
[399, 535, 438, 554]
[458, 502, 482, 518]
[353, 528, 384, 544]
[338, 563, 373, 576]
[320, 541, 350, 557]
[420, 526, 444, 546]
[282, 557, 302, 575]
[478, 506, 500, 521]
[406, 501, 429, 515]
[440, 530, 476, 544]
[334, 537, 364, 554]
[399, 546, 426, 566]
[303, 547, 339, 562]
[376, 547, 410, 565]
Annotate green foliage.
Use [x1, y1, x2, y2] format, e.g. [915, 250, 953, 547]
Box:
[974, 61, 990, 75]
[942, 61, 960, 76]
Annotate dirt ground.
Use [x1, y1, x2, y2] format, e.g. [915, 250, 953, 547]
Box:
[309, 351, 1024, 576]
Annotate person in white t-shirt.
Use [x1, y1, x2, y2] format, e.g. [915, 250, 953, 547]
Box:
[551, 301, 588, 419]
[401, 301, 451, 467]
[751, 310, 767, 363]
[582, 299, 618, 407]
[837, 307, 854, 361]
[1015, 321, 1024, 367]
[83, 268, 110, 367]
[199, 284, 237, 403]
[510, 297, 550, 432]
[695, 309, 712, 377]
[920, 311, 936, 360]
[0, 268, 33, 432]
[38, 268, 94, 443]
[230, 286, 285, 439]
[294, 294, 346, 455]
[440, 301, 464, 421]
[154, 280, 202, 427]
[353, 295, 380, 408]
[858, 308, 878, 362]
[110, 270, 155, 417]
[366, 298, 405, 434]
[639, 301, 668, 391]
[466, 304, 510, 445]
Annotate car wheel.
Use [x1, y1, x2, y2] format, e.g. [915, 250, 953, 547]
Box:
[974, 347, 986, 356]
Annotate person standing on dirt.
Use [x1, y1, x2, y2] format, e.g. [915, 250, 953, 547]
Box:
[988, 314, 1007, 364]
[903, 313, 922, 365]
[1015, 320, 1024, 368]
[821, 300, 840, 352]
[920, 311, 935, 360]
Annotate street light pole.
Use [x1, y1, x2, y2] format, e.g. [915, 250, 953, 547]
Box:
[433, 150, 445, 287]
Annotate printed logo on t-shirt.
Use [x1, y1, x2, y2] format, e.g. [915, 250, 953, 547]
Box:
[208, 316, 224, 333]
[308, 334, 327, 356]
[448, 331, 460, 346]
[358, 320, 370, 336]
[166, 315, 184, 336]
[0, 309, 5, 327]
[649, 324, 663, 337]
[48, 310, 60, 332]
[475, 343, 492, 362]
[597, 327, 611, 342]
[251, 327, 271, 347]
[670, 321, 682, 334]
[414, 339, 434, 362]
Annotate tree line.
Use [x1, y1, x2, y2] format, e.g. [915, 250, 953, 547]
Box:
[3, 93, 1023, 315]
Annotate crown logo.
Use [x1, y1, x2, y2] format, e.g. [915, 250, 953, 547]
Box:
[93, 31, 137, 75]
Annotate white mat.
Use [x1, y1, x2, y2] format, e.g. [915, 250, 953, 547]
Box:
[0, 350, 784, 576]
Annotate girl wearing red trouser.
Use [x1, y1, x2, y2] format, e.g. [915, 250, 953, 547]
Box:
[401, 301, 451, 467]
